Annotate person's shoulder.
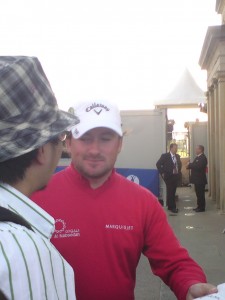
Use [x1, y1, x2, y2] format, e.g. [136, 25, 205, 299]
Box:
[114, 176, 163, 213]
[46, 165, 71, 186]
[202, 154, 208, 163]
[0, 222, 38, 240]
[0, 224, 54, 270]
[163, 152, 172, 160]
[114, 171, 157, 199]
[160, 152, 169, 158]
[31, 167, 70, 202]
[198, 153, 207, 161]
[52, 166, 69, 179]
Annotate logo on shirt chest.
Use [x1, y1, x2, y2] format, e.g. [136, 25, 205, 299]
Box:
[105, 224, 134, 231]
[126, 175, 140, 185]
[53, 219, 81, 239]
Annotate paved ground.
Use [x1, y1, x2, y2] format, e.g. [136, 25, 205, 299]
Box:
[134, 186, 225, 299]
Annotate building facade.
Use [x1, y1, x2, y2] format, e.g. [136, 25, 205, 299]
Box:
[199, 0, 225, 211]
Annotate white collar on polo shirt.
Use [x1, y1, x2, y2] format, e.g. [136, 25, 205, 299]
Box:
[0, 183, 55, 239]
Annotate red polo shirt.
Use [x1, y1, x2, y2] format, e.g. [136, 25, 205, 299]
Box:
[32, 164, 206, 300]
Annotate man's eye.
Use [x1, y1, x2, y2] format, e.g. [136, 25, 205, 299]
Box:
[80, 137, 91, 142]
[101, 136, 111, 141]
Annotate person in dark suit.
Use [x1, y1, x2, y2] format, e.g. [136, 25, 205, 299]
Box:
[186, 145, 207, 212]
[156, 143, 182, 213]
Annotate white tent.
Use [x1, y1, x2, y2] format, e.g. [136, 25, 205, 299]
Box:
[154, 69, 206, 108]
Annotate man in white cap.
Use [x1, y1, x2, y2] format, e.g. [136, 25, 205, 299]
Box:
[32, 100, 217, 300]
[0, 56, 79, 299]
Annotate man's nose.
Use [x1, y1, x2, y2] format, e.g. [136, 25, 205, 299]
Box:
[88, 139, 101, 153]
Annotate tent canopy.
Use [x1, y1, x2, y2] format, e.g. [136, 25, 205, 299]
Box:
[154, 69, 206, 108]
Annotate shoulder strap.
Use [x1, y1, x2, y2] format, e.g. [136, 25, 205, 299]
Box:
[0, 207, 33, 231]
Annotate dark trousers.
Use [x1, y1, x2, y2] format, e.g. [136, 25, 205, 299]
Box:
[165, 175, 179, 210]
[194, 184, 206, 210]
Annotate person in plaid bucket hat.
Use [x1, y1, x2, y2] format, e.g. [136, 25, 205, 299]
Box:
[0, 56, 78, 300]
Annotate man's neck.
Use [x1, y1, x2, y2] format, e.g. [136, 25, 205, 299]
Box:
[89, 173, 112, 189]
[89, 179, 108, 189]
[77, 169, 113, 190]
[11, 182, 33, 198]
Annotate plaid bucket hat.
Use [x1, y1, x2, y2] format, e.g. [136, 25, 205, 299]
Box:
[0, 56, 79, 162]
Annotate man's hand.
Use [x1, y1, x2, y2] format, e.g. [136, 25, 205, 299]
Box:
[186, 283, 218, 300]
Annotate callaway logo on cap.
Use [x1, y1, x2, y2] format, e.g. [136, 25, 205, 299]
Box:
[70, 100, 123, 139]
[85, 103, 110, 115]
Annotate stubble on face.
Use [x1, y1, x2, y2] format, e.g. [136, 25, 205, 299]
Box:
[75, 151, 115, 181]
[77, 163, 112, 180]
[68, 128, 122, 184]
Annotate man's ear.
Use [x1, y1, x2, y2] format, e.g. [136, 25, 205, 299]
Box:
[118, 136, 123, 154]
[36, 144, 47, 165]
[65, 138, 72, 154]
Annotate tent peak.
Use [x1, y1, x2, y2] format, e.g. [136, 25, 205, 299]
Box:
[154, 68, 206, 108]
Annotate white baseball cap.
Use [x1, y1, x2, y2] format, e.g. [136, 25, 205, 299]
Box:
[69, 100, 123, 139]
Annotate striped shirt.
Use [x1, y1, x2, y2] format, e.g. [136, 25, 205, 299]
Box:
[0, 183, 76, 300]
